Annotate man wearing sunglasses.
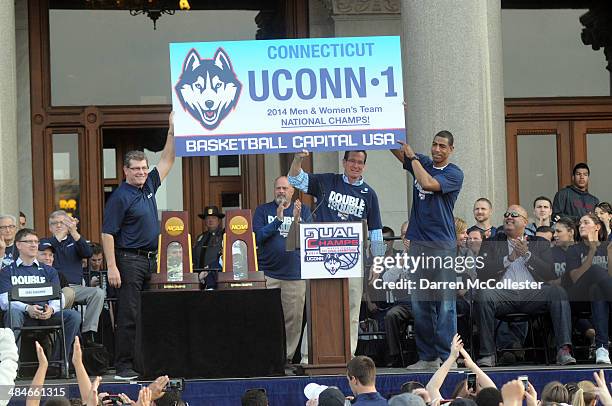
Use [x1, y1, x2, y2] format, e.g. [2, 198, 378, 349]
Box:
[391, 131, 463, 370]
[474, 205, 575, 367]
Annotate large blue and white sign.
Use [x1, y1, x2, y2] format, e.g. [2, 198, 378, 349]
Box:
[169, 36, 405, 156]
[300, 222, 363, 279]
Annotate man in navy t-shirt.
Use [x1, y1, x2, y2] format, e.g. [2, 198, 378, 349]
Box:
[0, 229, 80, 364]
[253, 176, 311, 364]
[101, 112, 176, 380]
[391, 130, 464, 369]
[347, 356, 387, 405]
[288, 150, 384, 360]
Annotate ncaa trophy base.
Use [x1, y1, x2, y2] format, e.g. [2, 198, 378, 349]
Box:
[217, 271, 266, 290]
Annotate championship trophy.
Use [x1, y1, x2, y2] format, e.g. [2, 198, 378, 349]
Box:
[148, 211, 200, 291]
[216, 209, 266, 290]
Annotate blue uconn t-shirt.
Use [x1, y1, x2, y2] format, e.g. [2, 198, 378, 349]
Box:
[404, 154, 463, 247]
[307, 173, 382, 230]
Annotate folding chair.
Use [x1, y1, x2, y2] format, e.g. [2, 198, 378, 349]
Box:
[8, 283, 70, 378]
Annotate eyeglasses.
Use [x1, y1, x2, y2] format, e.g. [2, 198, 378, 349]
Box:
[0, 225, 16, 231]
[128, 166, 149, 172]
[18, 239, 39, 245]
[345, 159, 365, 166]
[503, 211, 526, 219]
[49, 221, 63, 226]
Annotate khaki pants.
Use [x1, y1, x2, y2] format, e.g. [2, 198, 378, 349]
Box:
[265, 276, 306, 362]
[301, 276, 363, 363]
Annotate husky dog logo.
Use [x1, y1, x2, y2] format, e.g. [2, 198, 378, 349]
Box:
[324, 254, 342, 275]
[175, 48, 242, 130]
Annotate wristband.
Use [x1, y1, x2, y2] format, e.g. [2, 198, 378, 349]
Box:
[407, 155, 419, 162]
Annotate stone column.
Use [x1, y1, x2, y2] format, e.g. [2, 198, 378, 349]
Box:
[0, 1, 19, 216]
[401, 0, 507, 221]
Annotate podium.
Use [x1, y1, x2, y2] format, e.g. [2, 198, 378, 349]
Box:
[295, 221, 366, 375]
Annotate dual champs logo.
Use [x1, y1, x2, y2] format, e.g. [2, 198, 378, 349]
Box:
[303, 226, 360, 275]
[175, 48, 242, 130]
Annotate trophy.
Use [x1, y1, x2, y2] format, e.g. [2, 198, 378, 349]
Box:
[148, 211, 200, 291]
[217, 209, 266, 290]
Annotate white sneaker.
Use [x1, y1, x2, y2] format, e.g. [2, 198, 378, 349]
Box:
[406, 359, 441, 370]
[596, 347, 611, 364]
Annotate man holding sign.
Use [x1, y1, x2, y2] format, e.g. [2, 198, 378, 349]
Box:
[288, 150, 385, 359]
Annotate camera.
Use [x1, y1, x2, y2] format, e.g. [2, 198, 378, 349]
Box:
[165, 378, 185, 393]
[102, 395, 130, 405]
[518, 375, 529, 391]
[467, 373, 477, 392]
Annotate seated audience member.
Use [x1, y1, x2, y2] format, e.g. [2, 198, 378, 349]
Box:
[241, 388, 268, 406]
[0, 214, 18, 266]
[535, 225, 554, 242]
[525, 196, 554, 236]
[552, 218, 595, 346]
[0, 329, 18, 406]
[37, 242, 75, 310]
[474, 205, 575, 367]
[193, 206, 225, 289]
[18, 212, 26, 230]
[388, 393, 426, 406]
[425, 335, 496, 402]
[553, 163, 599, 221]
[41, 211, 103, 348]
[468, 198, 497, 238]
[346, 356, 386, 405]
[565, 213, 612, 364]
[0, 229, 80, 367]
[595, 202, 612, 240]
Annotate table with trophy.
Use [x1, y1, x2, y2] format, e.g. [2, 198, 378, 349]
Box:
[134, 210, 285, 379]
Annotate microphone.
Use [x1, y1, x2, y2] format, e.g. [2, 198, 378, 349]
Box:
[286, 178, 327, 252]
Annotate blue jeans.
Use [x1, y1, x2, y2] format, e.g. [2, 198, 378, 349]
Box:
[409, 243, 457, 361]
[589, 273, 612, 347]
[5, 306, 81, 361]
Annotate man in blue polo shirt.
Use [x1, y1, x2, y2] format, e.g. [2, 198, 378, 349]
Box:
[101, 112, 176, 380]
[391, 130, 464, 369]
[0, 228, 80, 363]
[253, 176, 311, 364]
[40, 210, 103, 349]
[288, 150, 385, 360]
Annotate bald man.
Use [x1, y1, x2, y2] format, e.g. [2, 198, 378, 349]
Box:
[474, 204, 575, 367]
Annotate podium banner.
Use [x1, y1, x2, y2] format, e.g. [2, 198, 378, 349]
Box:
[300, 222, 363, 279]
[169, 36, 405, 156]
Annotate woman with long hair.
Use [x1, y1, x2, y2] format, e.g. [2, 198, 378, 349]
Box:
[595, 202, 612, 241]
[566, 213, 611, 364]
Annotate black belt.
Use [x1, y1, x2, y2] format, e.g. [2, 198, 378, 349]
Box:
[116, 248, 158, 259]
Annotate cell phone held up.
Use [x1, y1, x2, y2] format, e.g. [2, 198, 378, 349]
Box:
[518, 375, 529, 391]
[467, 373, 477, 392]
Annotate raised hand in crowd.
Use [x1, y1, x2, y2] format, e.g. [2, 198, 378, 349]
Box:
[86, 376, 102, 406]
[136, 387, 152, 406]
[288, 149, 309, 176]
[426, 334, 463, 401]
[459, 347, 496, 390]
[501, 380, 525, 406]
[524, 382, 538, 406]
[593, 369, 612, 406]
[148, 375, 170, 401]
[26, 341, 48, 406]
[72, 336, 94, 402]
